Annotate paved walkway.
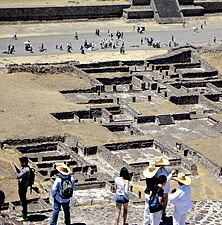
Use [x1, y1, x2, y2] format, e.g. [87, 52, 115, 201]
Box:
[0, 19, 221, 58]
[3, 200, 221, 225]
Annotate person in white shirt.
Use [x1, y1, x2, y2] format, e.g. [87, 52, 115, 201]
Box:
[153, 156, 175, 221]
[115, 167, 131, 225]
[169, 173, 193, 225]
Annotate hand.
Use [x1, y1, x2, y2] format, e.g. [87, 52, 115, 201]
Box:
[11, 162, 15, 166]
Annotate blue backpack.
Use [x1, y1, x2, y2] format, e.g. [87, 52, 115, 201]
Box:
[149, 187, 162, 213]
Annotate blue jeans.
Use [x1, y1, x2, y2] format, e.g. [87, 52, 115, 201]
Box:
[50, 198, 70, 225]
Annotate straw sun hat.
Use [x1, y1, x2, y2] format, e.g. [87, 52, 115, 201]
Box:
[56, 163, 71, 176]
[153, 156, 170, 166]
[143, 164, 159, 178]
[173, 173, 191, 185]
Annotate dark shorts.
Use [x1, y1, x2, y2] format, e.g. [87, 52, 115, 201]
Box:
[115, 194, 129, 204]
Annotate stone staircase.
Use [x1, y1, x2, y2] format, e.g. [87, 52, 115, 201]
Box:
[157, 114, 175, 125]
[152, 0, 184, 23]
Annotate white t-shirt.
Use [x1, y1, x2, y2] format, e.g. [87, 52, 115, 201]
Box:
[115, 176, 129, 200]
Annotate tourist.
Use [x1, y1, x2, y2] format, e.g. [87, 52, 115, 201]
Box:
[143, 164, 159, 225]
[169, 173, 192, 225]
[11, 157, 30, 222]
[7, 44, 11, 54]
[12, 32, 17, 40]
[213, 36, 216, 43]
[150, 175, 167, 225]
[10, 45, 15, 54]
[39, 43, 46, 52]
[115, 167, 131, 225]
[80, 45, 84, 54]
[74, 32, 79, 40]
[50, 163, 75, 225]
[0, 189, 5, 212]
[153, 156, 175, 222]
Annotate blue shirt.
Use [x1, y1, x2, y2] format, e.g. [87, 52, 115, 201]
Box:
[51, 174, 75, 203]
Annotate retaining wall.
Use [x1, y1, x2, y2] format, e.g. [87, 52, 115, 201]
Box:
[195, 1, 222, 13]
[0, 4, 130, 21]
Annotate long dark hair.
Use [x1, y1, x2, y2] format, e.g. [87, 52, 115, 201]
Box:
[120, 167, 131, 181]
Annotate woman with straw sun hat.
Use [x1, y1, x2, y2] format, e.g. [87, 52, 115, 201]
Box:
[143, 164, 159, 225]
[153, 156, 176, 222]
[169, 173, 193, 225]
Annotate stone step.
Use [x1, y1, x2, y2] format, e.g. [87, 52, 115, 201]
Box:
[157, 114, 175, 125]
[152, 0, 184, 23]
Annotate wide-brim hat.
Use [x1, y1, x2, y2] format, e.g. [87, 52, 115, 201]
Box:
[143, 164, 159, 178]
[56, 163, 71, 176]
[153, 156, 170, 166]
[173, 173, 191, 185]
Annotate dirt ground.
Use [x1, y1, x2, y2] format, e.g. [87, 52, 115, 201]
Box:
[0, 0, 128, 7]
[129, 100, 185, 116]
[184, 137, 222, 166]
[200, 51, 222, 76]
[0, 50, 167, 67]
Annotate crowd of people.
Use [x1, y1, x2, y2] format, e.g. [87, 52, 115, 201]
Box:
[115, 156, 192, 225]
[0, 155, 193, 224]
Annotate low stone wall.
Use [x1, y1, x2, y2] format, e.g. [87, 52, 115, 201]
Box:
[131, 0, 151, 5]
[104, 140, 154, 150]
[178, 0, 194, 5]
[1, 136, 64, 147]
[0, 4, 130, 21]
[182, 143, 221, 177]
[181, 6, 205, 17]
[147, 49, 192, 65]
[5, 61, 78, 74]
[137, 115, 156, 123]
[170, 95, 199, 105]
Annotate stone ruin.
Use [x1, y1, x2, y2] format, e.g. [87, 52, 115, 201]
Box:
[1, 46, 222, 222]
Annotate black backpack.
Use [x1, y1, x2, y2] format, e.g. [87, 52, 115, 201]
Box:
[28, 167, 35, 193]
[60, 177, 73, 199]
[149, 187, 162, 213]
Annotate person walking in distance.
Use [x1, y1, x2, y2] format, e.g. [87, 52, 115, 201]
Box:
[115, 167, 131, 225]
[169, 173, 192, 225]
[153, 156, 175, 222]
[50, 163, 75, 225]
[11, 157, 30, 222]
[143, 164, 159, 225]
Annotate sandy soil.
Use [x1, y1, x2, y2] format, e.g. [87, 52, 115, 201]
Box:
[129, 100, 185, 116]
[0, 0, 128, 7]
[184, 137, 222, 166]
[0, 50, 167, 67]
[200, 51, 222, 76]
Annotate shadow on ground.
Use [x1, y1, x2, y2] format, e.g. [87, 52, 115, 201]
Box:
[160, 216, 173, 225]
[28, 214, 48, 221]
[71, 223, 87, 225]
